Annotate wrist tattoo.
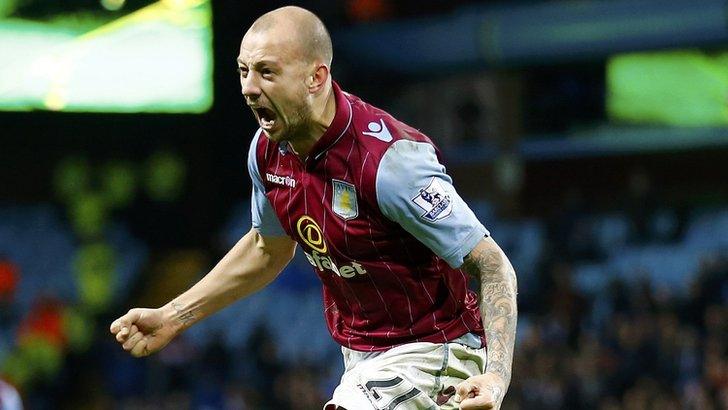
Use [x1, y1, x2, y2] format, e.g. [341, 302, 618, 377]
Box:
[171, 301, 196, 326]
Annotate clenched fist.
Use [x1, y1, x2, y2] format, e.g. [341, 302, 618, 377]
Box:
[109, 306, 180, 357]
[455, 372, 508, 410]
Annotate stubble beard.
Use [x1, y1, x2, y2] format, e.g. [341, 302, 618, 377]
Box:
[278, 99, 314, 144]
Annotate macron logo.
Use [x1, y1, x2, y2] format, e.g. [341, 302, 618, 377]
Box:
[362, 119, 393, 142]
[266, 173, 296, 188]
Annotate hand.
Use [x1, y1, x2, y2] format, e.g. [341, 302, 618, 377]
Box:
[455, 372, 507, 410]
[109, 307, 179, 357]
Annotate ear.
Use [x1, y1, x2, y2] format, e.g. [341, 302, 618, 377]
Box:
[308, 63, 330, 93]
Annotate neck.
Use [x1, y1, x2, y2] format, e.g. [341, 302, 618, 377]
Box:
[289, 84, 336, 160]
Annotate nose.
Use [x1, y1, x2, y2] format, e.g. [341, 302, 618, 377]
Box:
[241, 72, 261, 100]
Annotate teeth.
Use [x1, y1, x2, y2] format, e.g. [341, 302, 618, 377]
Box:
[251, 106, 276, 129]
[260, 117, 275, 129]
[256, 107, 276, 129]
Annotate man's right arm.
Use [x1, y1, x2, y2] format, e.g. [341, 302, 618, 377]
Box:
[110, 228, 295, 357]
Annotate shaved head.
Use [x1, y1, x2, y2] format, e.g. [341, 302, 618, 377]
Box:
[238, 6, 336, 148]
[249, 6, 333, 67]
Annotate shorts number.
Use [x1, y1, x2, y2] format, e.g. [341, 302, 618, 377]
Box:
[362, 376, 423, 410]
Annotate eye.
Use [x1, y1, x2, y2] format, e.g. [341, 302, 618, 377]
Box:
[237, 67, 248, 78]
[261, 68, 274, 79]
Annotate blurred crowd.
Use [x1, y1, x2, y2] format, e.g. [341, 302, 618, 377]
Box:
[511, 255, 728, 410]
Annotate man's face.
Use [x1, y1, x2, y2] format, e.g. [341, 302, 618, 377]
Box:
[237, 29, 313, 142]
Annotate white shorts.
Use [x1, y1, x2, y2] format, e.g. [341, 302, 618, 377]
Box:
[324, 334, 487, 410]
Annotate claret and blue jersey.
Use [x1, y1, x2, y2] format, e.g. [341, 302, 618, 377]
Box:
[248, 81, 490, 352]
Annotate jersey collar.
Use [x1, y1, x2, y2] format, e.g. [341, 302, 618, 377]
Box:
[305, 81, 353, 167]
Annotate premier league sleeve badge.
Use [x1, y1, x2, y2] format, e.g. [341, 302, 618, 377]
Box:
[412, 177, 453, 222]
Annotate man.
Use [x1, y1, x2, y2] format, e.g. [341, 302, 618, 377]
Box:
[110, 6, 517, 410]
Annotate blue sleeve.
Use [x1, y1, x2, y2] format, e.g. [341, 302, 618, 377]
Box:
[248, 129, 287, 237]
[375, 140, 489, 268]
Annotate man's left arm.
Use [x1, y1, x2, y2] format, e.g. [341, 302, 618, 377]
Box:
[457, 236, 518, 410]
[374, 139, 517, 408]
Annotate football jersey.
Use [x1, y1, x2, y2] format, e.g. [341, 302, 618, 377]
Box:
[248, 81, 489, 351]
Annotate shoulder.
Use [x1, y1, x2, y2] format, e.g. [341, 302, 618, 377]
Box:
[376, 139, 447, 195]
[344, 91, 438, 162]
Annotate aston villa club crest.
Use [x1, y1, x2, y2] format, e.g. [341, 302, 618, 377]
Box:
[332, 179, 358, 220]
[412, 177, 452, 222]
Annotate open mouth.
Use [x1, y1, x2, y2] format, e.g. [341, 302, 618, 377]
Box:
[253, 106, 277, 130]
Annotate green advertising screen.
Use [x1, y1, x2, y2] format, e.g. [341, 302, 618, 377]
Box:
[0, 0, 212, 113]
[607, 50, 728, 126]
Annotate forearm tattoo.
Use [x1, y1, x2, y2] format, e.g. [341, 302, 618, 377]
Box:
[170, 301, 197, 327]
[462, 243, 518, 401]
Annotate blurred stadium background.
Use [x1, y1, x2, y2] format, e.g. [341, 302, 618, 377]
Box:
[1, 0, 727, 408]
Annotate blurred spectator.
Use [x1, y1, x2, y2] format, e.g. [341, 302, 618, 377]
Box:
[245, 325, 285, 409]
[72, 241, 117, 314]
[52, 156, 90, 204]
[18, 296, 67, 349]
[625, 168, 657, 244]
[274, 365, 325, 410]
[346, 0, 391, 22]
[68, 192, 109, 240]
[3, 296, 67, 390]
[100, 160, 137, 210]
[145, 150, 186, 203]
[543, 261, 588, 348]
[454, 91, 483, 143]
[0, 257, 19, 328]
[545, 188, 603, 262]
[0, 257, 18, 301]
